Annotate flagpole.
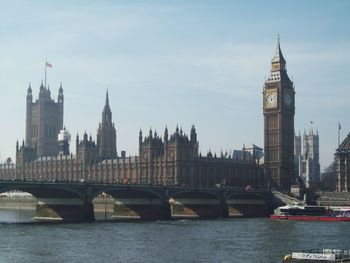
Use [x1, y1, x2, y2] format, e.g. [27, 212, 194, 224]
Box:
[338, 123, 341, 147]
[45, 58, 47, 88]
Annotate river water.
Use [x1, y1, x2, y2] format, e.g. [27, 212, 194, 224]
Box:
[0, 209, 350, 263]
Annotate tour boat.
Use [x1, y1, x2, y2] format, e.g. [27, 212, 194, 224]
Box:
[271, 204, 350, 221]
[282, 249, 350, 262]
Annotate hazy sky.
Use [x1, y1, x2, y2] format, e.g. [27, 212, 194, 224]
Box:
[0, 1, 349, 170]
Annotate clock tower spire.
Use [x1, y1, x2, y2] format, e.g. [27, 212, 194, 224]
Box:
[263, 38, 295, 191]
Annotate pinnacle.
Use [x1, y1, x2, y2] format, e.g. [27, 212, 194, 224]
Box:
[105, 89, 109, 107]
[272, 36, 286, 64]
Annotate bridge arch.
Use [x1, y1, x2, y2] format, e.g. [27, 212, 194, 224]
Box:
[93, 187, 167, 220]
[169, 190, 224, 219]
[225, 191, 269, 217]
[0, 183, 94, 222]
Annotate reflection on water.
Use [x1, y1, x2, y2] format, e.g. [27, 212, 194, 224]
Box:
[0, 205, 115, 223]
[0, 209, 36, 223]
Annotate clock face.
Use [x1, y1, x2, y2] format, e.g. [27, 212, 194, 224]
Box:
[284, 93, 293, 107]
[265, 92, 277, 108]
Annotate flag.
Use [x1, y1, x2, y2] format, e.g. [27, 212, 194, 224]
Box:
[46, 61, 52, 68]
[339, 122, 341, 130]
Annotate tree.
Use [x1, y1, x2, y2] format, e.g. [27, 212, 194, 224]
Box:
[320, 160, 337, 191]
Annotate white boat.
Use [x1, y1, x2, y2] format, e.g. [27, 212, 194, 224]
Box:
[283, 249, 350, 262]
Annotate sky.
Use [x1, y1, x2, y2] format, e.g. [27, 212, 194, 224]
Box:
[0, 0, 349, 170]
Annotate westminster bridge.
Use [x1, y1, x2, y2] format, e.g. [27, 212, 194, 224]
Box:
[0, 180, 273, 222]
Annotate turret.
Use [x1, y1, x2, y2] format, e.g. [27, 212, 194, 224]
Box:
[58, 83, 64, 104]
[76, 134, 79, 150]
[25, 83, 33, 146]
[164, 126, 168, 143]
[139, 129, 143, 145]
[26, 83, 33, 104]
[190, 125, 197, 143]
[39, 81, 45, 97]
[149, 128, 153, 139]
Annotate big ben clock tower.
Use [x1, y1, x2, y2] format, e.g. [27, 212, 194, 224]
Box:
[263, 38, 295, 190]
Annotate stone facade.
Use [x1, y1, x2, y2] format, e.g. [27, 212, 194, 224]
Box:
[336, 133, 350, 192]
[5, 128, 263, 188]
[263, 39, 295, 190]
[1, 87, 264, 189]
[97, 91, 117, 160]
[25, 82, 63, 157]
[294, 130, 320, 189]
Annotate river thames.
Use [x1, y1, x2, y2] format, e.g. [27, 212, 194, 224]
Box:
[1, 210, 350, 263]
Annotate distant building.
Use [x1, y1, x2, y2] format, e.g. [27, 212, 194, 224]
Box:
[335, 133, 350, 192]
[25, 82, 64, 157]
[232, 145, 264, 164]
[4, 87, 264, 188]
[294, 129, 320, 189]
[96, 91, 117, 160]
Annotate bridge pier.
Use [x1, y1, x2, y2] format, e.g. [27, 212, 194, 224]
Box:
[35, 198, 95, 222]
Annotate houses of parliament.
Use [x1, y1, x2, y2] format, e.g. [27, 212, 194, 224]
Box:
[4, 82, 264, 188]
[0, 39, 298, 190]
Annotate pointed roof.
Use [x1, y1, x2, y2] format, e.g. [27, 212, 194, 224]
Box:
[27, 83, 32, 94]
[105, 89, 109, 107]
[265, 36, 292, 84]
[338, 133, 350, 152]
[271, 36, 286, 64]
[40, 80, 44, 91]
[102, 89, 111, 114]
